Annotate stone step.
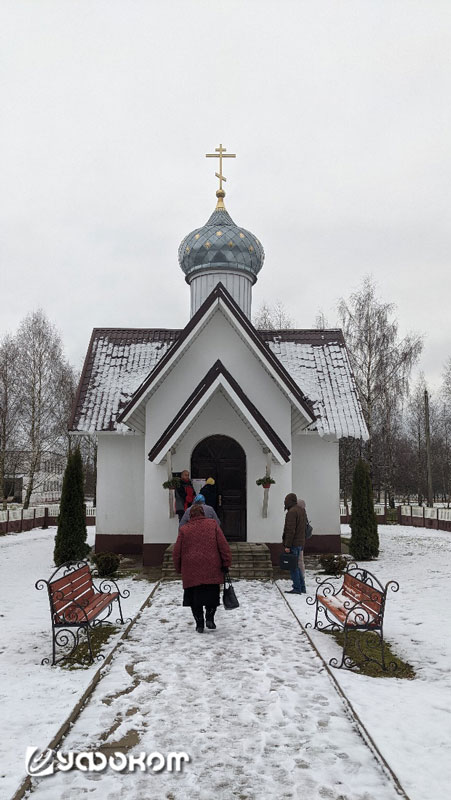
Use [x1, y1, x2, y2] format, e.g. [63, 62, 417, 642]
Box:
[161, 542, 274, 581]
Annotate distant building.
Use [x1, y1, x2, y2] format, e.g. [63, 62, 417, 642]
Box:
[2, 476, 23, 503]
[29, 452, 66, 505]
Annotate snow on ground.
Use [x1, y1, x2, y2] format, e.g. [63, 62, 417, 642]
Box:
[3, 523, 449, 800]
[0, 526, 153, 800]
[282, 524, 451, 800]
[28, 580, 400, 800]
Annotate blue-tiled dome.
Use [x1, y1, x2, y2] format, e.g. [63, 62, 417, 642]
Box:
[178, 202, 264, 281]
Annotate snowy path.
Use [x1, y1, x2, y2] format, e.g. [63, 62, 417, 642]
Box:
[0, 526, 152, 800]
[285, 525, 451, 800]
[28, 580, 400, 800]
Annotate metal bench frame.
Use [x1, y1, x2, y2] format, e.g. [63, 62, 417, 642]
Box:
[36, 560, 130, 666]
[306, 561, 399, 671]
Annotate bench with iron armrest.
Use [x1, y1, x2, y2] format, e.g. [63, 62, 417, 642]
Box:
[306, 561, 399, 671]
[36, 560, 130, 666]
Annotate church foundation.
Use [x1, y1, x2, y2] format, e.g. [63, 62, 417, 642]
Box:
[95, 535, 342, 565]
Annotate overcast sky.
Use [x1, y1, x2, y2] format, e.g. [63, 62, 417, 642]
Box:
[1, 1, 450, 392]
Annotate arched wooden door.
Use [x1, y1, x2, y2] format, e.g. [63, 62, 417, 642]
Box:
[191, 435, 246, 542]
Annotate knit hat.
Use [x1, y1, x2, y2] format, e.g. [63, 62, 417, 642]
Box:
[194, 494, 205, 504]
[205, 477, 215, 485]
[284, 493, 298, 509]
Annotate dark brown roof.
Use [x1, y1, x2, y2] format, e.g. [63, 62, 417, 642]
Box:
[69, 327, 180, 432]
[148, 360, 291, 463]
[257, 329, 346, 345]
[70, 308, 367, 440]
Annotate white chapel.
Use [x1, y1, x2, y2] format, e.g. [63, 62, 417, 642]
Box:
[70, 146, 368, 565]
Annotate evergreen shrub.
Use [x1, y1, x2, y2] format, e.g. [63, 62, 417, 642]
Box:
[349, 459, 379, 560]
[319, 553, 348, 575]
[93, 552, 121, 578]
[53, 448, 90, 566]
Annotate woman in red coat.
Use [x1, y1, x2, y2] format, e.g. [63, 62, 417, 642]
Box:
[173, 504, 232, 632]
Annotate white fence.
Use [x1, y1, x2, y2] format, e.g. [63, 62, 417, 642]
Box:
[400, 505, 451, 522]
[340, 504, 386, 518]
[0, 504, 96, 529]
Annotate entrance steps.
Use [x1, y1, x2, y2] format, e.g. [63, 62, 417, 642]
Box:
[161, 542, 273, 581]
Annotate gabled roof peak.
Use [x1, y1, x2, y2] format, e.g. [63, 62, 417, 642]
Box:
[148, 359, 291, 464]
[116, 282, 315, 429]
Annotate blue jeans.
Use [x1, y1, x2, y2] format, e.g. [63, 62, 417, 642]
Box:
[289, 546, 306, 593]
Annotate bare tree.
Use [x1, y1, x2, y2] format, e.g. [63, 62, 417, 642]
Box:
[405, 375, 428, 504]
[443, 357, 451, 401]
[338, 277, 423, 474]
[438, 359, 451, 504]
[15, 310, 77, 508]
[0, 334, 21, 508]
[253, 301, 293, 330]
[313, 310, 329, 329]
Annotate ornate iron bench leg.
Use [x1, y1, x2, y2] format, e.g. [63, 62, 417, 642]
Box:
[379, 627, 386, 671]
[116, 595, 125, 625]
[313, 599, 319, 629]
[85, 624, 95, 664]
[338, 625, 350, 669]
[51, 623, 57, 667]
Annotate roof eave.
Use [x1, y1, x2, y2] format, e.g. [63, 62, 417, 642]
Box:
[148, 360, 291, 465]
[118, 283, 315, 427]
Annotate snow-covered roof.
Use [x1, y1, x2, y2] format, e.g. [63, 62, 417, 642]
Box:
[70, 326, 368, 441]
[260, 330, 368, 440]
[69, 329, 179, 434]
[117, 283, 315, 431]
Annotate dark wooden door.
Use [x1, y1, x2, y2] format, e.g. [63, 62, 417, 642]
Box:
[191, 435, 246, 542]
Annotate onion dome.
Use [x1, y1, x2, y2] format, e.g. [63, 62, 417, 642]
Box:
[178, 189, 265, 283]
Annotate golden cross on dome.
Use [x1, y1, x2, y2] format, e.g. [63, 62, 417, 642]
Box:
[205, 143, 236, 192]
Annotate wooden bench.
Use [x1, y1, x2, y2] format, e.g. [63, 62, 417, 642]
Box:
[306, 561, 399, 671]
[36, 560, 130, 665]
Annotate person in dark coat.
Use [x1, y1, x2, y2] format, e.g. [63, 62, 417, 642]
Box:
[174, 469, 195, 522]
[173, 504, 232, 632]
[200, 477, 217, 511]
[282, 492, 306, 594]
[297, 498, 308, 579]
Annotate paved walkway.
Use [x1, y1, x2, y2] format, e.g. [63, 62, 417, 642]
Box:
[29, 581, 401, 800]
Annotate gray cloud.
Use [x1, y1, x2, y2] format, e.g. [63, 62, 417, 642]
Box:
[1, 0, 449, 388]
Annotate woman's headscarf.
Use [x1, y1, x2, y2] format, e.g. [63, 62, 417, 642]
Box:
[189, 504, 205, 519]
[297, 498, 306, 509]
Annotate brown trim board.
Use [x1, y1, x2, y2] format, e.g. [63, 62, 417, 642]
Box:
[147, 359, 291, 463]
[95, 534, 143, 555]
[95, 536, 342, 566]
[118, 283, 315, 426]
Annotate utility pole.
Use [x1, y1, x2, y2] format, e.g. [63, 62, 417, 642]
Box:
[424, 388, 433, 507]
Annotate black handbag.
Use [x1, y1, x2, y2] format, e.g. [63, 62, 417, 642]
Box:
[223, 571, 239, 610]
[279, 552, 298, 570]
[306, 518, 313, 539]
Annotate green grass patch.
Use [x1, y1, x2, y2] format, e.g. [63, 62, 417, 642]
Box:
[326, 629, 415, 679]
[385, 508, 399, 524]
[60, 624, 120, 670]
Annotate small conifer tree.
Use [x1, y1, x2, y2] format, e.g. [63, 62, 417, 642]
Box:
[349, 458, 379, 560]
[54, 448, 89, 566]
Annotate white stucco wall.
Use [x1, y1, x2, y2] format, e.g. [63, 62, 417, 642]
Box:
[291, 433, 340, 535]
[144, 306, 293, 452]
[96, 433, 144, 535]
[144, 390, 293, 544]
